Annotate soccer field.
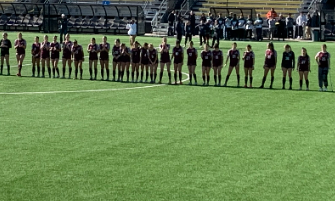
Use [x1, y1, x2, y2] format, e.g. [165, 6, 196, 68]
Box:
[1, 32, 335, 201]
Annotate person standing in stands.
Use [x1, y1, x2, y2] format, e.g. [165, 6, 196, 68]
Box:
[254, 14, 263, 41]
[211, 20, 220, 48]
[296, 12, 306, 39]
[266, 8, 278, 19]
[189, 11, 196, 36]
[184, 21, 192, 47]
[305, 14, 312, 40]
[176, 19, 183, 44]
[267, 15, 276, 40]
[59, 14, 68, 44]
[200, 13, 207, 24]
[126, 20, 137, 46]
[315, 44, 330, 91]
[245, 15, 254, 40]
[225, 13, 232, 40]
[286, 13, 294, 39]
[237, 14, 246, 41]
[197, 21, 206, 47]
[277, 14, 286, 41]
[217, 13, 225, 39]
[231, 14, 238, 41]
[167, 10, 175, 36]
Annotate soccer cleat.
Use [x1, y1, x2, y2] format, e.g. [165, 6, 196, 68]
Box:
[299, 87, 302, 90]
[139, 80, 143, 83]
[282, 87, 285, 89]
[61, 76, 65, 79]
[56, 75, 60, 78]
[101, 78, 104, 81]
[158, 81, 162, 84]
[259, 85, 264, 88]
[249, 85, 252, 88]
[324, 88, 328, 92]
[319, 87, 323, 91]
[180, 82, 183, 85]
[202, 82, 206, 86]
[7, 72, 10, 76]
[32, 74, 35, 77]
[194, 82, 197, 86]
[306, 88, 309, 91]
[289, 87, 292, 90]
[41, 75, 45, 78]
[80, 77, 83, 80]
[90, 77, 93, 80]
[223, 83, 227, 87]
[168, 81, 172, 85]
[188, 82, 192, 85]
[16, 73, 21, 77]
[112, 78, 115, 81]
[244, 85, 247, 88]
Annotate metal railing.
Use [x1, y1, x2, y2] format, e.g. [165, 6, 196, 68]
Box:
[179, 0, 189, 16]
[151, 0, 166, 27]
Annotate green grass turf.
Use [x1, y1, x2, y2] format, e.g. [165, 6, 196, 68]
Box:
[1, 32, 335, 201]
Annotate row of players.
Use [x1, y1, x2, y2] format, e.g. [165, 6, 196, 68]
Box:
[0, 33, 331, 91]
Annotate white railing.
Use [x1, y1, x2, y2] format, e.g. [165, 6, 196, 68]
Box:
[179, 0, 189, 16]
[151, 0, 166, 28]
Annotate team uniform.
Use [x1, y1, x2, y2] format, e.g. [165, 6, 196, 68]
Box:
[244, 51, 254, 68]
[131, 47, 141, 64]
[32, 43, 41, 59]
[120, 47, 131, 63]
[112, 45, 121, 62]
[227, 49, 240, 67]
[62, 41, 73, 60]
[148, 49, 158, 64]
[15, 39, 26, 55]
[72, 45, 84, 61]
[201, 50, 212, 67]
[0, 39, 11, 57]
[88, 43, 99, 60]
[281, 51, 295, 68]
[315, 51, 331, 89]
[187, 48, 197, 66]
[99, 43, 110, 61]
[212, 50, 223, 67]
[41, 42, 51, 59]
[51, 42, 60, 60]
[160, 44, 170, 63]
[141, 48, 149, 65]
[172, 46, 183, 64]
[264, 49, 277, 68]
[298, 55, 310, 72]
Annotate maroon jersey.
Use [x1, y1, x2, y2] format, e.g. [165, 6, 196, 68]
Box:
[227, 49, 240, 66]
[141, 48, 149, 65]
[131, 47, 141, 63]
[62, 41, 73, 59]
[160, 44, 170, 63]
[88, 43, 99, 60]
[187, 47, 197, 66]
[172, 46, 183, 64]
[50, 42, 60, 59]
[201, 50, 212, 67]
[316, 51, 330, 68]
[72, 45, 84, 61]
[298, 55, 310, 71]
[264, 49, 277, 67]
[112, 45, 121, 62]
[212, 50, 223, 67]
[243, 51, 255, 68]
[40, 41, 50, 59]
[120, 47, 131, 62]
[148, 49, 158, 64]
[31, 42, 40, 58]
[15, 39, 26, 55]
[99, 42, 110, 60]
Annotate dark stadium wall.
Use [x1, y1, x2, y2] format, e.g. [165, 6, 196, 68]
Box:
[322, 0, 335, 9]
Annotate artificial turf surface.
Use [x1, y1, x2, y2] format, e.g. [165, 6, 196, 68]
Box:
[1, 32, 335, 201]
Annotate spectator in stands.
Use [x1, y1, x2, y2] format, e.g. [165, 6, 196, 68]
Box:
[126, 20, 137, 46]
[217, 13, 224, 39]
[296, 12, 306, 39]
[305, 14, 312, 40]
[211, 20, 220, 48]
[189, 11, 196, 36]
[207, 13, 214, 25]
[286, 13, 294, 39]
[200, 13, 207, 24]
[197, 21, 206, 47]
[225, 13, 233, 40]
[184, 20, 192, 47]
[266, 8, 278, 19]
[231, 14, 238, 40]
[176, 19, 184, 43]
[245, 15, 254, 40]
[59, 14, 68, 44]
[254, 13, 263, 41]
[168, 10, 175, 36]
[237, 14, 246, 41]
[277, 14, 286, 41]
[267, 15, 276, 40]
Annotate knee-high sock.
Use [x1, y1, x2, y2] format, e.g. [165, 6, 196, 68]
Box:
[126, 70, 130, 81]
[75, 68, 78, 78]
[154, 73, 157, 82]
[136, 71, 139, 80]
[270, 76, 274, 86]
[250, 77, 253, 85]
[56, 67, 59, 76]
[202, 75, 206, 82]
[145, 71, 149, 81]
[7, 65, 10, 75]
[299, 79, 303, 88]
[94, 68, 97, 79]
[194, 74, 197, 83]
[42, 66, 45, 76]
[32, 65, 36, 76]
[37, 65, 40, 76]
[168, 72, 171, 81]
[106, 69, 110, 79]
[225, 75, 230, 84]
[140, 71, 144, 80]
[101, 68, 104, 79]
[159, 71, 163, 81]
[214, 75, 217, 84]
[113, 70, 116, 79]
[218, 75, 222, 84]
[289, 77, 293, 87]
[150, 73, 153, 81]
[189, 73, 192, 82]
[306, 79, 309, 88]
[69, 67, 72, 77]
[80, 68, 83, 78]
[174, 73, 177, 83]
[282, 77, 286, 87]
[52, 67, 56, 76]
[245, 76, 248, 85]
[131, 71, 135, 81]
[237, 74, 240, 85]
[117, 70, 120, 80]
[62, 67, 66, 77]
[207, 75, 210, 84]
[0, 65, 3, 74]
[89, 68, 93, 78]
[179, 72, 182, 82]
[47, 67, 51, 77]
[261, 76, 266, 86]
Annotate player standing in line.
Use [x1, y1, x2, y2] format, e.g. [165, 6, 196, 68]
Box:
[201, 43, 212, 86]
[131, 41, 141, 82]
[315, 44, 331, 91]
[41, 35, 51, 78]
[87, 37, 99, 80]
[297, 47, 310, 90]
[31, 36, 41, 77]
[281, 44, 295, 90]
[120, 43, 131, 82]
[212, 43, 223, 86]
[0, 32, 12, 75]
[171, 40, 184, 85]
[148, 43, 158, 83]
[187, 41, 198, 85]
[61, 34, 73, 79]
[242, 45, 255, 88]
[223, 42, 240, 87]
[50, 36, 61, 78]
[159, 37, 171, 84]
[72, 40, 84, 80]
[260, 42, 277, 89]
[112, 39, 121, 81]
[99, 36, 110, 81]
[14, 33, 26, 77]
[140, 42, 149, 82]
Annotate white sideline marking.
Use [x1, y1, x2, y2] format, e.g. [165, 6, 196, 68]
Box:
[0, 71, 190, 95]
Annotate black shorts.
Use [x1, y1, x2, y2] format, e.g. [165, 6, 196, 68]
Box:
[187, 62, 196, 66]
[1, 51, 9, 57]
[299, 67, 309, 72]
[282, 66, 293, 69]
[141, 59, 149, 65]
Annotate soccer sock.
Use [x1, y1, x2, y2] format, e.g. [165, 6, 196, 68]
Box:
[18, 65, 22, 74]
[126, 70, 130, 81]
[113, 70, 116, 79]
[214, 75, 217, 84]
[117, 70, 120, 80]
[52, 67, 55, 76]
[282, 77, 286, 88]
[306, 79, 309, 88]
[159, 71, 163, 81]
[56, 68, 59, 76]
[270, 76, 274, 86]
[0, 65, 3, 74]
[150, 73, 153, 82]
[94, 68, 97, 79]
[32, 65, 35, 76]
[106, 69, 110, 80]
[174, 73, 177, 83]
[202, 75, 205, 82]
[69, 67, 72, 77]
[42, 67, 45, 77]
[168, 72, 171, 82]
[80, 69, 83, 78]
[37, 66, 40, 76]
[179, 72, 182, 82]
[62, 67, 66, 77]
[218, 75, 222, 85]
[75, 68, 78, 78]
[145, 71, 149, 81]
[261, 76, 266, 86]
[154, 73, 157, 82]
[237, 74, 240, 86]
[47, 67, 51, 77]
[289, 77, 293, 88]
[189, 74, 192, 83]
[136, 71, 139, 80]
[245, 76, 248, 85]
[121, 71, 124, 80]
[131, 71, 135, 81]
[250, 77, 253, 85]
[7, 65, 10, 75]
[101, 68, 104, 79]
[194, 74, 197, 82]
[89, 68, 93, 78]
[299, 79, 303, 88]
[225, 75, 230, 84]
[207, 75, 210, 84]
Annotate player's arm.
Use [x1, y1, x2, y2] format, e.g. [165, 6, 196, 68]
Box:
[297, 57, 300, 71]
[195, 49, 198, 60]
[237, 51, 240, 66]
[292, 52, 296, 70]
[22, 40, 26, 49]
[224, 51, 229, 66]
[315, 52, 319, 64]
[8, 40, 12, 49]
[31, 44, 34, 55]
[87, 44, 90, 53]
[82, 47, 85, 61]
[181, 48, 184, 65]
[308, 57, 311, 72]
[281, 52, 285, 67]
[328, 53, 331, 69]
[170, 49, 174, 61]
[274, 51, 277, 68]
